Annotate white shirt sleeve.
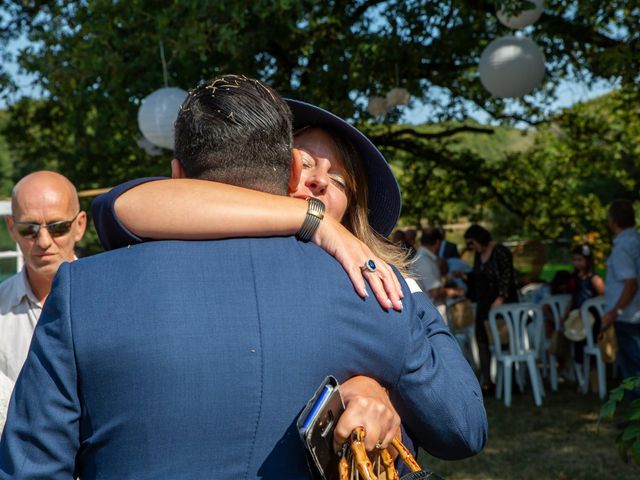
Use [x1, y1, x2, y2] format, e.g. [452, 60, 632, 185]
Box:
[412, 252, 442, 293]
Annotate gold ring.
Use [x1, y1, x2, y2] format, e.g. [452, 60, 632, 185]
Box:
[375, 441, 383, 450]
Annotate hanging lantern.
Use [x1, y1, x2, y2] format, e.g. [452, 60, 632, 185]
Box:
[478, 35, 545, 98]
[137, 87, 188, 150]
[386, 87, 410, 107]
[367, 96, 389, 117]
[497, 0, 544, 30]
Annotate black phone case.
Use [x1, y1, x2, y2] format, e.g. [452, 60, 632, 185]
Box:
[297, 376, 345, 480]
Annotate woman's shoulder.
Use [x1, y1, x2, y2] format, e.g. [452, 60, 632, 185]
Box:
[493, 243, 513, 259]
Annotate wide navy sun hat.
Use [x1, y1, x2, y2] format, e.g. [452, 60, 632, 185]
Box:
[286, 99, 401, 237]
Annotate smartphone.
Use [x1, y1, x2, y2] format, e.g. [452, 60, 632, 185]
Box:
[297, 376, 345, 480]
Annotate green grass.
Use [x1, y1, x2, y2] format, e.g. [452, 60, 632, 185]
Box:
[418, 382, 639, 479]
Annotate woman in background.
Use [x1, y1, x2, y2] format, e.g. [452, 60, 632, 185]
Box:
[463, 224, 518, 394]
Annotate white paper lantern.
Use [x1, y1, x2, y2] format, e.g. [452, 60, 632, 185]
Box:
[367, 96, 389, 117]
[479, 36, 545, 98]
[497, 0, 544, 30]
[137, 87, 188, 150]
[137, 136, 163, 156]
[386, 87, 410, 107]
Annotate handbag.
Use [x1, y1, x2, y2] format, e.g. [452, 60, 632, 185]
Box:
[598, 325, 618, 363]
[338, 427, 445, 480]
[448, 299, 474, 330]
[484, 316, 509, 346]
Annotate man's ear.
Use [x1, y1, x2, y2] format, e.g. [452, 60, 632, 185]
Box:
[171, 159, 186, 179]
[74, 211, 88, 242]
[288, 148, 303, 194]
[4, 216, 17, 242]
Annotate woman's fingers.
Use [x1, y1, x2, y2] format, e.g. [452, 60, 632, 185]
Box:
[377, 262, 403, 309]
[363, 261, 403, 311]
[312, 217, 403, 310]
[333, 394, 400, 451]
[344, 264, 369, 299]
[362, 268, 393, 310]
[337, 376, 402, 453]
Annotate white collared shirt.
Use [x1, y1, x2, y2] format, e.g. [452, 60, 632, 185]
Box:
[605, 228, 640, 324]
[0, 268, 43, 381]
[411, 246, 443, 300]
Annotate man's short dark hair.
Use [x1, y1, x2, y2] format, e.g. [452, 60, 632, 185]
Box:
[174, 75, 292, 195]
[608, 199, 636, 229]
[464, 224, 492, 246]
[421, 227, 443, 247]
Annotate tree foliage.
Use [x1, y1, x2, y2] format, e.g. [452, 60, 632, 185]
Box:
[0, 0, 638, 243]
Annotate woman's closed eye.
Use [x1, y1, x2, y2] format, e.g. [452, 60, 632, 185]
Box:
[329, 173, 347, 190]
[300, 151, 315, 169]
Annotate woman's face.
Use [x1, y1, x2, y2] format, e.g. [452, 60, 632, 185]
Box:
[572, 253, 587, 273]
[290, 128, 349, 222]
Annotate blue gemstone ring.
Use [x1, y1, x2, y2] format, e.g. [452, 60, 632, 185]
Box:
[362, 259, 377, 273]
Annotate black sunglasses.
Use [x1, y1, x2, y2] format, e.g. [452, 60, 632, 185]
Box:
[13, 212, 80, 238]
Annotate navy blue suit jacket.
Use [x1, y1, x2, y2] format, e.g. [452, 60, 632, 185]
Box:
[0, 182, 486, 479]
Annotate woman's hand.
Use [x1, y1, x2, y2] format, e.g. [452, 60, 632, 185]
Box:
[312, 216, 403, 311]
[334, 376, 401, 453]
[491, 296, 504, 308]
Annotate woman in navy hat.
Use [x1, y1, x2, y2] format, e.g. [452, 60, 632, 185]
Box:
[100, 99, 409, 310]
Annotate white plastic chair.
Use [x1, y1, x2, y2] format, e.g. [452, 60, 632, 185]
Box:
[576, 296, 607, 399]
[518, 283, 545, 303]
[538, 294, 572, 391]
[489, 303, 544, 407]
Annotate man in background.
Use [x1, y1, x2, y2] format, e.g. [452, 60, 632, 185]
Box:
[437, 226, 460, 259]
[602, 200, 640, 387]
[0, 171, 86, 382]
[413, 227, 463, 319]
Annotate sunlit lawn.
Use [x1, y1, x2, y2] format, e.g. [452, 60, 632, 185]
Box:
[418, 381, 639, 480]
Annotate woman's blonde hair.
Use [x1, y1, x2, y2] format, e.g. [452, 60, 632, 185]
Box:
[295, 127, 409, 276]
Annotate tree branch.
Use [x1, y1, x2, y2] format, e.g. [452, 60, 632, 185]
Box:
[384, 125, 495, 140]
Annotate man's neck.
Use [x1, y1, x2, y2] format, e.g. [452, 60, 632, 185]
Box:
[25, 268, 52, 304]
[614, 225, 635, 236]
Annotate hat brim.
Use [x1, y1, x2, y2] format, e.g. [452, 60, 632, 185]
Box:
[285, 99, 401, 237]
[563, 310, 594, 342]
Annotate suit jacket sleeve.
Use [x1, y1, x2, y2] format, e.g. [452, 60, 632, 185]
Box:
[91, 177, 165, 251]
[391, 290, 487, 460]
[0, 263, 80, 479]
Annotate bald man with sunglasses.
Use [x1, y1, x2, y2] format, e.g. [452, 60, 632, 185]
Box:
[0, 171, 86, 382]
